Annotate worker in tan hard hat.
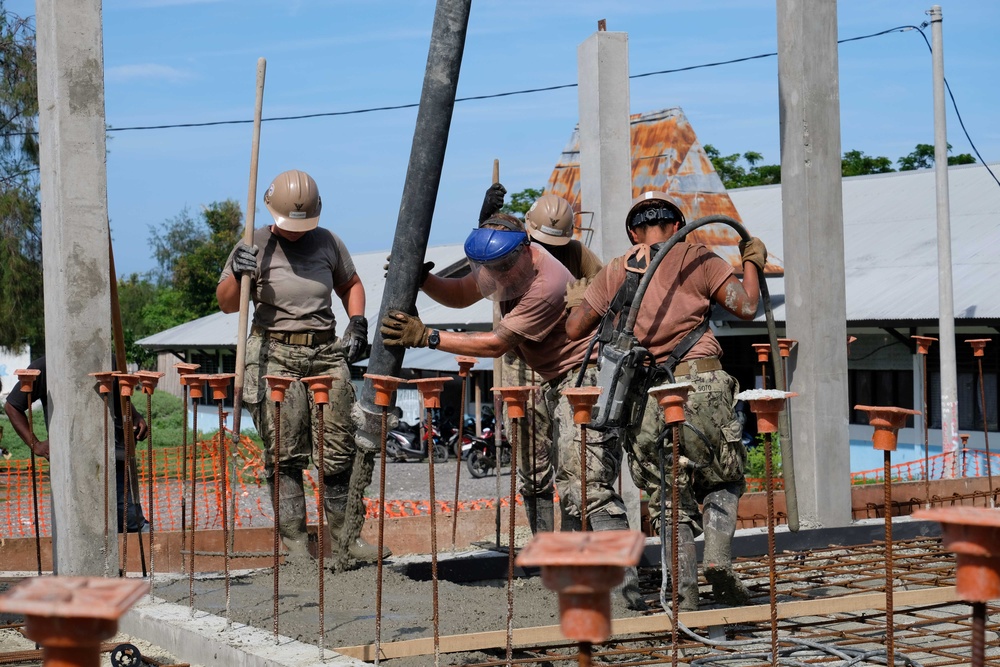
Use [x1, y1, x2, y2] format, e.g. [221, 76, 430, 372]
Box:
[217, 169, 386, 566]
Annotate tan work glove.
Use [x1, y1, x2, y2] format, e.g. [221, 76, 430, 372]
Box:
[564, 277, 590, 311]
[380, 309, 430, 348]
[738, 236, 767, 271]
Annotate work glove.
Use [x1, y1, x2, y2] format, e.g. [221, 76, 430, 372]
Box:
[232, 241, 259, 277]
[383, 255, 435, 287]
[564, 277, 590, 311]
[342, 315, 369, 364]
[478, 182, 507, 224]
[738, 236, 768, 271]
[380, 309, 429, 348]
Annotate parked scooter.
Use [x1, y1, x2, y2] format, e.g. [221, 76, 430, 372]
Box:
[465, 422, 511, 478]
[386, 410, 448, 463]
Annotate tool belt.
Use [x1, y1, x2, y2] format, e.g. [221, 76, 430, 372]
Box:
[673, 356, 722, 378]
[251, 325, 336, 347]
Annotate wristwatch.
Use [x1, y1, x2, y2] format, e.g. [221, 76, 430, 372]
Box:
[427, 329, 440, 349]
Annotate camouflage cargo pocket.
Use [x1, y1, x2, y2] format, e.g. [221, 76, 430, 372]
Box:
[243, 334, 267, 404]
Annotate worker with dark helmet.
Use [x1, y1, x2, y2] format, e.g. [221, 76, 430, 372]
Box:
[476, 186, 605, 537]
[217, 169, 383, 566]
[380, 211, 647, 610]
[565, 190, 767, 611]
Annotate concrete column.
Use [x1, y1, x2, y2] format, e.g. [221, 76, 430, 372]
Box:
[577, 28, 633, 264]
[36, 0, 114, 574]
[776, 0, 852, 528]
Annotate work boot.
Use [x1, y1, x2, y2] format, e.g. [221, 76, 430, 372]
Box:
[590, 510, 648, 611]
[268, 469, 311, 559]
[524, 493, 555, 534]
[324, 475, 391, 564]
[702, 483, 751, 607]
[674, 523, 699, 612]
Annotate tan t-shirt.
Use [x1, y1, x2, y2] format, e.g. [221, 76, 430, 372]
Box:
[495, 246, 591, 382]
[583, 242, 732, 363]
[219, 226, 356, 333]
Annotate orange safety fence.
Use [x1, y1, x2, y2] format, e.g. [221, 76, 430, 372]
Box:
[0, 434, 524, 540]
[849, 449, 1000, 485]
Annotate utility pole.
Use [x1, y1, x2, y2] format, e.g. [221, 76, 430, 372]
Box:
[929, 5, 959, 477]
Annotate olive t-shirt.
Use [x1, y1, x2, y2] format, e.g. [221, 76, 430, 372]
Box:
[220, 226, 356, 333]
[583, 242, 732, 363]
[543, 239, 603, 280]
[495, 246, 591, 383]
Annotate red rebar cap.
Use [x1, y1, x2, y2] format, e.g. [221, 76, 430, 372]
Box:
[364, 374, 406, 407]
[264, 375, 294, 402]
[410, 377, 452, 409]
[136, 370, 165, 395]
[205, 373, 235, 401]
[516, 530, 645, 644]
[751, 343, 771, 363]
[493, 385, 539, 420]
[777, 338, 797, 358]
[455, 355, 478, 378]
[113, 373, 140, 398]
[13, 368, 40, 393]
[648, 382, 694, 425]
[966, 338, 991, 358]
[736, 389, 797, 434]
[911, 506, 1000, 602]
[302, 375, 334, 405]
[178, 373, 206, 400]
[912, 335, 937, 355]
[89, 371, 116, 394]
[173, 362, 201, 375]
[562, 386, 602, 425]
[854, 405, 921, 452]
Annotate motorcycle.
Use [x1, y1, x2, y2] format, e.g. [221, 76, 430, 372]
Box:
[464, 423, 511, 478]
[386, 418, 449, 463]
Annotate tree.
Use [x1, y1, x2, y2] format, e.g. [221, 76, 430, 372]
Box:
[704, 144, 781, 189]
[0, 5, 41, 352]
[840, 150, 895, 177]
[148, 199, 242, 317]
[898, 143, 976, 171]
[502, 187, 542, 219]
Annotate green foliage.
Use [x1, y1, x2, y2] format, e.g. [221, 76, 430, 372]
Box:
[503, 187, 543, 219]
[0, 5, 42, 351]
[898, 142, 976, 171]
[745, 433, 782, 480]
[703, 144, 782, 188]
[840, 150, 895, 177]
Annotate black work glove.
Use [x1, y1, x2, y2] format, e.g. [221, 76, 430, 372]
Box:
[232, 241, 259, 277]
[478, 182, 507, 224]
[383, 255, 435, 287]
[380, 309, 429, 348]
[342, 315, 369, 364]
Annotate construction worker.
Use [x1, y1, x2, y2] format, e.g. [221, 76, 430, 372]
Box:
[216, 169, 384, 565]
[4, 355, 149, 533]
[565, 191, 766, 610]
[478, 185, 603, 535]
[380, 212, 646, 610]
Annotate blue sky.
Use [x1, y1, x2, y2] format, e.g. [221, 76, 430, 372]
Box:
[11, 0, 1000, 277]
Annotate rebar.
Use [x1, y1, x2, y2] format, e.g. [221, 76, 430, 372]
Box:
[506, 415, 519, 667]
[188, 398, 199, 614]
[146, 392, 156, 583]
[272, 399, 281, 642]
[452, 379, 468, 546]
[579, 425, 589, 531]
[922, 352, 931, 506]
[27, 390, 41, 576]
[102, 393, 111, 577]
[670, 424, 680, 667]
[181, 383, 189, 567]
[122, 396, 132, 577]
[376, 406, 389, 667]
[217, 399, 231, 625]
[975, 357, 995, 504]
[578, 641, 592, 667]
[971, 601, 986, 667]
[764, 431, 778, 666]
[883, 449, 895, 667]
[315, 401, 326, 661]
[426, 407, 441, 667]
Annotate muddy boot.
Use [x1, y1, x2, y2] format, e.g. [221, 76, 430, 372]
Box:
[324, 474, 390, 564]
[268, 469, 311, 559]
[702, 483, 751, 607]
[590, 510, 648, 611]
[675, 523, 699, 611]
[524, 493, 555, 534]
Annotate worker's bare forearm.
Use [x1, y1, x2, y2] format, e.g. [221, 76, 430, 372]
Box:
[437, 330, 516, 358]
[216, 274, 241, 313]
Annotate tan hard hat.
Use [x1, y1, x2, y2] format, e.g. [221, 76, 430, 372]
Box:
[264, 169, 322, 232]
[524, 194, 575, 246]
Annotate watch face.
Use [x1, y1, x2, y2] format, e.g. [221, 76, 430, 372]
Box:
[429, 330, 440, 348]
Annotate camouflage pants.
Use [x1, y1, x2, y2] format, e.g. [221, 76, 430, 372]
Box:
[624, 367, 746, 536]
[501, 355, 555, 498]
[549, 366, 626, 520]
[244, 333, 358, 479]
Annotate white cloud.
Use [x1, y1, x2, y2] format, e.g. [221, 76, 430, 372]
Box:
[106, 64, 195, 84]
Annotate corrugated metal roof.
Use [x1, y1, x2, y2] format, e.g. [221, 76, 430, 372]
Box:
[544, 107, 783, 274]
[728, 162, 1000, 322]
